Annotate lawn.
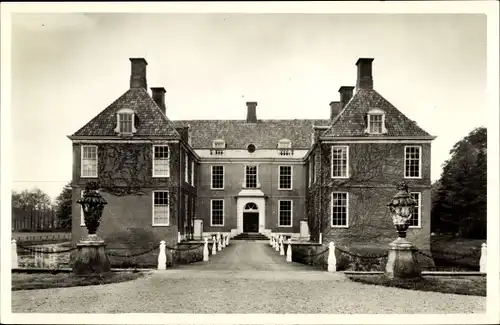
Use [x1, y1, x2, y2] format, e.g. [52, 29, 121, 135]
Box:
[347, 274, 486, 296]
[430, 235, 485, 271]
[11, 271, 146, 291]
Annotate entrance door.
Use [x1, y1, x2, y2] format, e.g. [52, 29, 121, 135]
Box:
[243, 212, 259, 233]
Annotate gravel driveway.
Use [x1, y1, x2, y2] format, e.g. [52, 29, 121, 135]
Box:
[11, 241, 485, 314]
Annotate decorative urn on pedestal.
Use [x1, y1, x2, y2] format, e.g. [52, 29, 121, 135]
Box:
[73, 182, 111, 276]
[385, 182, 421, 279]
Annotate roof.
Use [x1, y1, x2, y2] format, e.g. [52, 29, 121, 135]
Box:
[72, 88, 180, 138]
[171, 119, 331, 149]
[321, 88, 431, 138]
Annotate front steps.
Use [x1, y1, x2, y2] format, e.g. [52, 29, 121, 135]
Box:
[232, 233, 269, 241]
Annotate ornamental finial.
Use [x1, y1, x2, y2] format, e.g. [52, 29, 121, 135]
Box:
[396, 182, 409, 192]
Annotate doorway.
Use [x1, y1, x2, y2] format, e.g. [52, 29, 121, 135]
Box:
[243, 212, 259, 233]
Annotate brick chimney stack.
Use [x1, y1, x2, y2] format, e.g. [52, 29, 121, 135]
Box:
[129, 58, 148, 89]
[329, 101, 341, 120]
[151, 87, 166, 115]
[356, 58, 374, 90]
[338, 86, 355, 109]
[246, 102, 257, 123]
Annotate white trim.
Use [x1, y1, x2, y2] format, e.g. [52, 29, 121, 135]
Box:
[70, 139, 179, 144]
[210, 165, 225, 190]
[114, 108, 137, 135]
[80, 190, 85, 226]
[80, 145, 98, 178]
[331, 145, 349, 179]
[365, 108, 388, 135]
[196, 148, 309, 159]
[321, 136, 436, 142]
[184, 151, 189, 183]
[152, 145, 170, 178]
[278, 165, 293, 190]
[191, 160, 195, 186]
[308, 157, 313, 186]
[404, 145, 422, 179]
[278, 200, 293, 227]
[236, 196, 266, 234]
[331, 192, 349, 228]
[152, 191, 170, 227]
[409, 192, 422, 229]
[210, 199, 225, 227]
[323, 140, 434, 144]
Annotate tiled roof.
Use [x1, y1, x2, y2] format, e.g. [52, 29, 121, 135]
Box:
[171, 119, 331, 149]
[321, 88, 431, 138]
[72, 88, 180, 137]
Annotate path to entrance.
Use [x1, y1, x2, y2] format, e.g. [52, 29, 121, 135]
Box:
[11, 240, 485, 314]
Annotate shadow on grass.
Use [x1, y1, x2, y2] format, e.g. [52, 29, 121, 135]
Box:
[347, 274, 486, 297]
[12, 271, 146, 291]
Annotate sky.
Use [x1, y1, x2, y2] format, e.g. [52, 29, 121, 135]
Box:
[10, 13, 487, 200]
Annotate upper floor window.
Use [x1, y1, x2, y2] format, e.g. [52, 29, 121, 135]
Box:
[279, 166, 292, 190]
[211, 139, 226, 155]
[191, 161, 195, 186]
[278, 139, 292, 156]
[114, 108, 137, 135]
[245, 165, 258, 188]
[331, 146, 349, 178]
[365, 108, 387, 135]
[184, 151, 189, 183]
[153, 145, 170, 177]
[331, 192, 349, 227]
[211, 165, 224, 189]
[409, 192, 421, 228]
[81, 145, 98, 178]
[405, 146, 421, 178]
[152, 191, 169, 226]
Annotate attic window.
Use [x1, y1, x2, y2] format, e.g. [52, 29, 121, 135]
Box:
[211, 139, 226, 155]
[365, 108, 387, 135]
[278, 139, 293, 156]
[114, 108, 137, 135]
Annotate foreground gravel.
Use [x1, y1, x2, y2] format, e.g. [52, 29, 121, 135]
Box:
[12, 241, 486, 314]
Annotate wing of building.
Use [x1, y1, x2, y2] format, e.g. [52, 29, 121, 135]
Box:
[68, 57, 436, 266]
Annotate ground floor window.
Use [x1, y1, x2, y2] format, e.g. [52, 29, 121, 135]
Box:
[409, 192, 421, 227]
[331, 192, 348, 227]
[153, 191, 169, 226]
[211, 199, 224, 226]
[278, 200, 293, 227]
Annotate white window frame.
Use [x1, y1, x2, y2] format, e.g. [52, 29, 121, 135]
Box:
[308, 157, 313, 186]
[278, 165, 293, 190]
[184, 151, 189, 183]
[404, 145, 422, 179]
[244, 165, 259, 189]
[210, 199, 224, 227]
[365, 108, 387, 135]
[409, 192, 422, 228]
[191, 161, 195, 186]
[331, 146, 349, 179]
[114, 108, 137, 135]
[152, 145, 170, 178]
[81, 145, 98, 178]
[152, 191, 170, 226]
[80, 190, 85, 226]
[278, 200, 293, 227]
[211, 165, 225, 190]
[331, 192, 349, 228]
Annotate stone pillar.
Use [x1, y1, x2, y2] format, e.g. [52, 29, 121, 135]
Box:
[212, 236, 217, 255]
[286, 239, 292, 263]
[11, 239, 18, 268]
[203, 238, 209, 262]
[327, 242, 336, 272]
[194, 218, 204, 240]
[385, 237, 421, 279]
[300, 220, 310, 242]
[158, 240, 166, 270]
[479, 243, 487, 273]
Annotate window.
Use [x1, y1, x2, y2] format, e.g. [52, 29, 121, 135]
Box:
[279, 166, 292, 190]
[331, 192, 348, 227]
[114, 108, 136, 135]
[278, 200, 293, 227]
[80, 190, 85, 226]
[247, 144, 256, 153]
[184, 151, 189, 183]
[211, 165, 224, 189]
[81, 145, 98, 178]
[409, 192, 421, 228]
[211, 199, 224, 226]
[152, 191, 169, 226]
[308, 156, 313, 186]
[366, 108, 387, 134]
[245, 165, 258, 188]
[278, 139, 292, 156]
[153, 145, 170, 177]
[331, 146, 349, 178]
[405, 146, 421, 178]
[191, 161, 195, 186]
[211, 139, 226, 155]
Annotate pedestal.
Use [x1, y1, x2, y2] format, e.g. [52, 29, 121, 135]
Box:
[194, 218, 204, 240]
[385, 237, 421, 279]
[299, 220, 310, 242]
[72, 234, 111, 276]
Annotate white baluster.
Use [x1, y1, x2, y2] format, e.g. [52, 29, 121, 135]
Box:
[269, 235, 273, 246]
[479, 242, 487, 273]
[203, 238, 209, 262]
[327, 242, 336, 272]
[158, 240, 166, 270]
[212, 236, 217, 255]
[225, 235, 229, 246]
[280, 238, 285, 256]
[286, 239, 292, 263]
[275, 235, 280, 252]
[221, 233, 225, 248]
[11, 240, 18, 269]
[319, 233, 323, 245]
[217, 233, 222, 251]
[177, 232, 181, 243]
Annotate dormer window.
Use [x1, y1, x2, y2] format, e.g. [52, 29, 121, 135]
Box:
[365, 108, 387, 134]
[278, 139, 293, 156]
[114, 108, 137, 136]
[211, 139, 226, 155]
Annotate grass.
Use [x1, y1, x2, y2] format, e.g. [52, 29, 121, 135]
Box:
[11, 271, 146, 291]
[347, 274, 486, 296]
[430, 235, 484, 271]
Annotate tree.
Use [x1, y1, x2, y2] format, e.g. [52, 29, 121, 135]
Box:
[11, 188, 52, 210]
[53, 182, 73, 229]
[431, 127, 486, 239]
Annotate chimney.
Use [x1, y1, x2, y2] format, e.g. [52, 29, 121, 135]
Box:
[356, 58, 374, 90]
[329, 101, 341, 120]
[246, 102, 257, 123]
[338, 86, 355, 109]
[151, 87, 166, 114]
[129, 58, 148, 89]
[176, 126, 190, 143]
